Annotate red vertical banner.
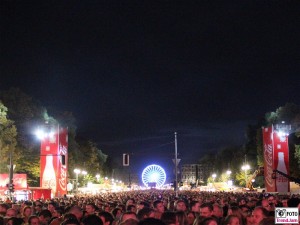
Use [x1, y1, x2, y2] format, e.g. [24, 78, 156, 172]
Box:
[273, 130, 290, 193]
[57, 127, 68, 196]
[262, 126, 276, 192]
[40, 125, 59, 197]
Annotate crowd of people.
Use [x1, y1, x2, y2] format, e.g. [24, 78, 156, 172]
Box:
[0, 190, 299, 225]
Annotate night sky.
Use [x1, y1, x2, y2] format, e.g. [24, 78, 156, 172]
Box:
[1, 1, 300, 179]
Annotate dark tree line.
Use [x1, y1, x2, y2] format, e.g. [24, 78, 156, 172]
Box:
[198, 103, 300, 187]
[0, 88, 112, 186]
[1, 88, 299, 188]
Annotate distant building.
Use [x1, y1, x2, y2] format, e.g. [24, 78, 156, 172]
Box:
[181, 164, 210, 185]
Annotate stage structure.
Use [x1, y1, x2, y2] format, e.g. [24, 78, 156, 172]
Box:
[38, 124, 68, 197]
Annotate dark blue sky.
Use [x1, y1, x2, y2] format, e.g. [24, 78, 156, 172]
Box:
[1, 1, 300, 179]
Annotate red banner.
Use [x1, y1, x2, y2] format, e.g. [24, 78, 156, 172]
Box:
[57, 127, 68, 196]
[0, 174, 27, 190]
[273, 129, 290, 192]
[40, 125, 68, 197]
[262, 126, 276, 192]
[28, 187, 51, 200]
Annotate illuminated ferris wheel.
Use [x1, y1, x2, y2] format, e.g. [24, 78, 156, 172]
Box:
[142, 164, 166, 188]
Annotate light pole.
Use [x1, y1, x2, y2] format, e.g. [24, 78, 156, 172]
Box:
[96, 174, 100, 182]
[174, 132, 178, 197]
[212, 173, 217, 184]
[74, 169, 81, 193]
[226, 170, 232, 188]
[242, 164, 250, 188]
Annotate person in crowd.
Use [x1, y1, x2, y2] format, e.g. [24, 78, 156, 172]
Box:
[266, 195, 277, 207]
[212, 203, 223, 224]
[50, 212, 78, 225]
[161, 211, 179, 225]
[281, 197, 289, 207]
[85, 203, 97, 215]
[22, 205, 33, 224]
[118, 212, 138, 224]
[227, 206, 243, 225]
[190, 201, 201, 216]
[174, 200, 188, 212]
[33, 203, 43, 216]
[125, 199, 136, 209]
[288, 196, 300, 209]
[28, 215, 40, 225]
[47, 202, 56, 216]
[0, 203, 9, 217]
[237, 198, 247, 207]
[260, 198, 274, 217]
[175, 211, 188, 225]
[153, 200, 165, 219]
[111, 207, 123, 223]
[126, 205, 137, 213]
[252, 207, 269, 225]
[103, 204, 112, 213]
[200, 203, 213, 218]
[136, 202, 150, 212]
[257, 217, 275, 225]
[48, 206, 64, 224]
[186, 211, 196, 225]
[6, 208, 18, 218]
[119, 218, 139, 225]
[98, 211, 115, 225]
[138, 218, 166, 225]
[137, 207, 155, 221]
[38, 209, 52, 225]
[11, 204, 21, 218]
[61, 218, 81, 225]
[245, 213, 254, 225]
[82, 214, 103, 225]
[68, 206, 84, 223]
[223, 215, 240, 225]
[193, 217, 218, 225]
[5, 217, 24, 225]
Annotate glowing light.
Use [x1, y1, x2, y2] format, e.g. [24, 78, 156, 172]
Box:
[87, 182, 93, 188]
[242, 165, 250, 171]
[74, 169, 81, 174]
[142, 164, 166, 188]
[277, 131, 287, 137]
[35, 129, 46, 140]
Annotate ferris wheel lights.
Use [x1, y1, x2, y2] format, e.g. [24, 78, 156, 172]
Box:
[142, 164, 166, 188]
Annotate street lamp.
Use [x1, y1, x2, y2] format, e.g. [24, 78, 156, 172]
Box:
[96, 174, 100, 182]
[226, 170, 232, 188]
[74, 169, 81, 193]
[212, 173, 217, 182]
[242, 164, 250, 188]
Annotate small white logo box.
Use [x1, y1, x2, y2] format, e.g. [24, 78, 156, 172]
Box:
[275, 207, 299, 224]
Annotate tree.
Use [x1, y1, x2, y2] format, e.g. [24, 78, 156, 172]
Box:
[0, 88, 114, 187]
[0, 88, 44, 185]
[0, 102, 18, 173]
[235, 171, 251, 187]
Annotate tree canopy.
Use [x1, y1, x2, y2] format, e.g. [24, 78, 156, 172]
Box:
[0, 88, 110, 186]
